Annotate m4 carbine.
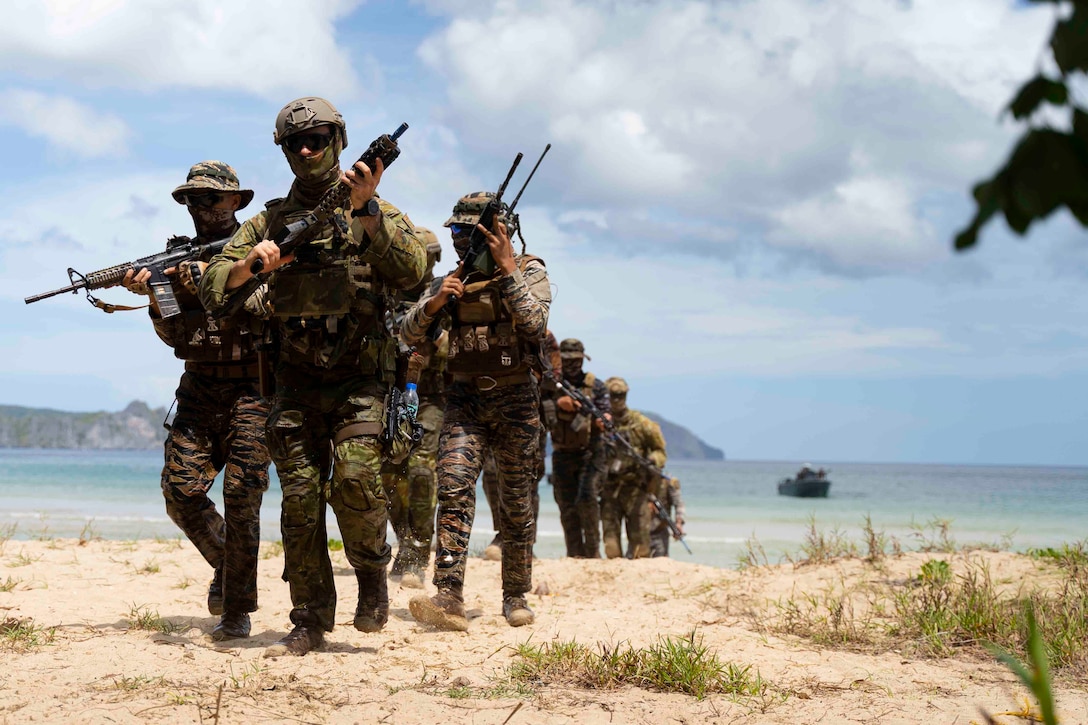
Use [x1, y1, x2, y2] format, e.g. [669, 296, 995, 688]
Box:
[214, 122, 409, 319]
[546, 371, 692, 554]
[24, 236, 230, 318]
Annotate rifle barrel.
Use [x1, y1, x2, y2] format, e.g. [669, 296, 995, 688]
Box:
[24, 284, 82, 304]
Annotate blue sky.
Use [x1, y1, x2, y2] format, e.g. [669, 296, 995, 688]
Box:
[1, 0, 1085, 466]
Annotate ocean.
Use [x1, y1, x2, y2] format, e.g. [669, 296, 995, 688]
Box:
[2, 449, 1086, 569]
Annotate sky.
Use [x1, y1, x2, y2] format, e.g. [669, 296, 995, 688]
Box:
[1, 0, 1085, 466]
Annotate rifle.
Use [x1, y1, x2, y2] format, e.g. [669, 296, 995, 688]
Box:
[214, 122, 409, 319]
[546, 371, 692, 553]
[24, 237, 230, 318]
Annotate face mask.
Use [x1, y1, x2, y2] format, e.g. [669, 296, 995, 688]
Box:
[610, 396, 628, 416]
[561, 359, 583, 379]
[188, 207, 236, 238]
[284, 132, 342, 183]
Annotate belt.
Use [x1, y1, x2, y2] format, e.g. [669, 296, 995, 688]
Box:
[450, 372, 532, 392]
[185, 362, 260, 380]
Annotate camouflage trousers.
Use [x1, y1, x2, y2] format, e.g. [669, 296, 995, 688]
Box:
[551, 441, 606, 558]
[649, 528, 671, 558]
[600, 476, 651, 559]
[481, 421, 545, 547]
[433, 380, 539, 598]
[381, 395, 444, 573]
[161, 371, 270, 614]
[266, 365, 391, 632]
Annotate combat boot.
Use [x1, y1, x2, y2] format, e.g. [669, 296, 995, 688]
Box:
[211, 611, 251, 641]
[353, 567, 389, 633]
[482, 534, 502, 561]
[409, 586, 469, 632]
[207, 567, 224, 615]
[263, 624, 323, 658]
[502, 595, 535, 627]
[399, 563, 425, 590]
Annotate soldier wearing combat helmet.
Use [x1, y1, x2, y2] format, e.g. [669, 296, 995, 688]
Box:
[199, 97, 426, 656]
[546, 338, 610, 558]
[601, 376, 667, 559]
[400, 190, 550, 631]
[121, 161, 270, 642]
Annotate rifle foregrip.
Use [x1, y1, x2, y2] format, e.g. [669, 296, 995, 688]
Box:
[250, 258, 265, 274]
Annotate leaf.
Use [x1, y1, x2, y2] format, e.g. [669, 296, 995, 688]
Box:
[1008, 76, 1068, 119]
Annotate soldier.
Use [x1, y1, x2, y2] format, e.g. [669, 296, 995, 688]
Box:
[121, 161, 270, 641]
[382, 227, 446, 589]
[479, 328, 558, 561]
[401, 191, 550, 631]
[547, 339, 609, 558]
[601, 376, 666, 559]
[649, 477, 686, 558]
[199, 97, 425, 656]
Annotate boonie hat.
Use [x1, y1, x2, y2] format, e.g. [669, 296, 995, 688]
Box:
[171, 161, 254, 209]
[606, 376, 629, 395]
[559, 338, 590, 361]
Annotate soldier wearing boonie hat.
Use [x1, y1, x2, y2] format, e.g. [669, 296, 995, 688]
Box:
[547, 338, 610, 560]
[120, 161, 271, 643]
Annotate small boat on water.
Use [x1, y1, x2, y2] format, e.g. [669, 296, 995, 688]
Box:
[777, 464, 831, 497]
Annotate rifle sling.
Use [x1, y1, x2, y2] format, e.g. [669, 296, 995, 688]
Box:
[334, 421, 383, 445]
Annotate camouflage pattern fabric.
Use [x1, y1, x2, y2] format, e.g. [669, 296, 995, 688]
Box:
[200, 176, 426, 634]
[171, 160, 254, 208]
[649, 477, 685, 558]
[161, 371, 270, 613]
[432, 382, 540, 597]
[551, 440, 606, 558]
[480, 437, 543, 549]
[382, 395, 443, 573]
[266, 367, 391, 632]
[601, 408, 667, 560]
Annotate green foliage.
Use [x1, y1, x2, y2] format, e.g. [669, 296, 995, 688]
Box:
[986, 605, 1059, 725]
[327, 538, 344, 552]
[125, 604, 182, 634]
[957, 2, 1088, 249]
[508, 632, 770, 701]
[1, 617, 56, 651]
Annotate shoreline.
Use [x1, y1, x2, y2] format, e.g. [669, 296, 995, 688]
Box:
[2, 538, 1085, 723]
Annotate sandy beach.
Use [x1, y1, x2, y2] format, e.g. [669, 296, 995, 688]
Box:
[1, 538, 1084, 724]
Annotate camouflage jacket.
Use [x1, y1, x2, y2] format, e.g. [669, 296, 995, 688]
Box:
[608, 408, 667, 484]
[650, 477, 685, 532]
[199, 190, 425, 371]
[400, 254, 550, 371]
[550, 371, 610, 451]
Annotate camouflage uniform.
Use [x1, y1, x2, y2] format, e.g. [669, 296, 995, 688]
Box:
[547, 339, 609, 558]
[649, 477, 685, 558]
[382, 228, 446, 584]
[200, 98, 425, 646]
[147, 162, 270, 633]
[401, 192, 550, 629]
[480, 328, 557, 557]
[602, 377, 666, 559]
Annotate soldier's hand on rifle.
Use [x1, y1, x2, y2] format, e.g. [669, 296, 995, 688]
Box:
[674, 519, 685, 539]
[232, 240, 293, 287]
[476, 219, 516, 275]
[344, 157, 384, 236]
[556, 395, 580, 413]
[121, 267, 154, 297]
[177, 261, 207, 297]
[594, 412, 611, 431]
[423, 263, 465, 316]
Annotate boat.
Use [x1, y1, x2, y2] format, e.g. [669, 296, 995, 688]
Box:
[777, 464, 831, 497]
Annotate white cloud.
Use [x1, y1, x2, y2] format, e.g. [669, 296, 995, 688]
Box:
[0, 89, 129, 157]
[0, 0, 364, 99]
[419, 0, 1053, 273]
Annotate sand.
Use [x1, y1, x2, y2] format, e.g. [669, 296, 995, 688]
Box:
[0, 538, 1084, 724]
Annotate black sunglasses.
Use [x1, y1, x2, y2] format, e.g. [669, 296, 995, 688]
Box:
[283, 131, 333, 153]
[183, 193, 224, 208]
[449, 223, 475, 237]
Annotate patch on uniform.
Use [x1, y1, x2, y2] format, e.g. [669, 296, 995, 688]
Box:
[501, 352, 512, 366]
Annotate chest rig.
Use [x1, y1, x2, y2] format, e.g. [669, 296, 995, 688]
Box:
[168, 236, 257, 364]
[264, 201, 393, 373]
[551, 372, 597, 450]
[445, 256, 539, 378]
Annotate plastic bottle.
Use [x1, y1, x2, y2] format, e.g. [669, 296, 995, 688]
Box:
[404, 382, 419, 419]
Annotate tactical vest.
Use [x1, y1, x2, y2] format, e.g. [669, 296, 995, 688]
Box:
[445, 255, 540, 378]
[264, 200, 395, 374]
[167, 235, 257, 365]
[413, 333, 448, 397]
[551, 372, 597, 451]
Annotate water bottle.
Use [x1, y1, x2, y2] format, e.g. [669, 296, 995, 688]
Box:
[404, 382, 419, 420]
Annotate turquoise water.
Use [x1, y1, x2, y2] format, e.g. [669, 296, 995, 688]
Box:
[1, 449, 1086, 569]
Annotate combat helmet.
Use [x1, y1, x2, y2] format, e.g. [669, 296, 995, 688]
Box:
[273, 97, 348, 148]
[171, 161, 254, 209]
[413, 226, 442, 271]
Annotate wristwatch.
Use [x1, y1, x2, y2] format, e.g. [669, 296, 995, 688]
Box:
[351, 198, 380, 218]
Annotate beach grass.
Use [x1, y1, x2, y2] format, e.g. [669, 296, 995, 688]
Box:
[0, 616, 56, 652]
[507, 631, 772, 701]
[757, 518, 1088, 683]
[125, 603, 183, 634]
